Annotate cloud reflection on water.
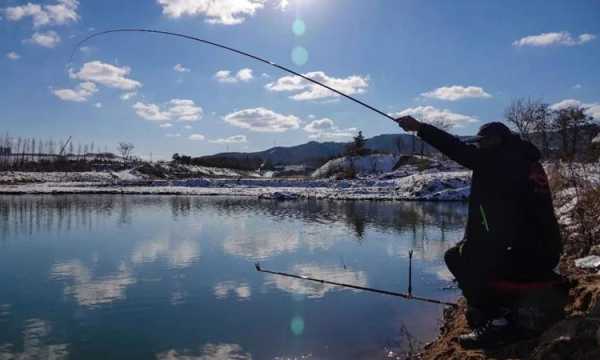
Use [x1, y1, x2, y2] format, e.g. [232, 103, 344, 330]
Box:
[156, 343, 252, 360]
[213, 281, 252, 301]
[265, 263, 368, 299]
[0, 318, 69, 360]
[51, 260, 136, 307]
[131, 237, 201, 269]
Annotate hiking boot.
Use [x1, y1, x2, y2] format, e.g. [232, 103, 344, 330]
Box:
[458, 317, 511, 348]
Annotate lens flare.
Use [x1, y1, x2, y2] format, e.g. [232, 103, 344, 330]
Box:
[292, 19, 306, 36]
[290, 316, 304, 336]
[291, 46, 309, 66]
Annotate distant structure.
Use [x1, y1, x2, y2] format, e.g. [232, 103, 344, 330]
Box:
[0, 146, 11, 155]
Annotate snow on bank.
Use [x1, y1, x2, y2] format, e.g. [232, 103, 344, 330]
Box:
[0, 170, 472, 201]
[312, 154, 400, 178]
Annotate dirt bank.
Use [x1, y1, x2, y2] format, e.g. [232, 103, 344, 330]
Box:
[416, 271, 600, 360]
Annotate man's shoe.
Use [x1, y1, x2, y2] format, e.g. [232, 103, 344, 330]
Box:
[458, 317, 511, 349]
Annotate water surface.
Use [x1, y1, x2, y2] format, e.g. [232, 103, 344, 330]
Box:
[0, 195, 466, 359]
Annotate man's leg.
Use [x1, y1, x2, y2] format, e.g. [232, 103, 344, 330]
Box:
[444, 243, 503, 326]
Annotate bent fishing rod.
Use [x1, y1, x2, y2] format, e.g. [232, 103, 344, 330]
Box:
[72, 28, 397, 122]
[255, 250, 457, 307]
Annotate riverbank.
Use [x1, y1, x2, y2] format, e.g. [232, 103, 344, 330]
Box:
[413, 165, 600, 360]
[0, 169, 471, 201]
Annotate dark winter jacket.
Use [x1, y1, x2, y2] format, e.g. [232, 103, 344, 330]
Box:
[418, 124, 563, 279]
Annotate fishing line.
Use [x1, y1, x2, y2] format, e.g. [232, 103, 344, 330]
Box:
[71, 28, 398, 123]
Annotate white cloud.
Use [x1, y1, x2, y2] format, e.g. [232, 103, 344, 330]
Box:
[215, 68, 254, 83]
[184, 125, 193, 129]
[52, 81, 98, 102]
[69, 61, 142, 90]
[303, 118, 357, 141]
[278, 0, 289, 11]
[549, 99, 582, 110]
[391, 106, 479, 128]
[120, 92, 137, 101]
[159, 123, 173, 128]
[94, 102, 102, 108]
[573, 84, 582, 89]
[266, 71, 369, 101]
[26, 30, 61, 48]
[236, 68, 253, 81]
[4, 0, 79, 28]
[166, 133, 182, 137]
[168, 99, 203, 121]
[223, 107, 300, 133]
[6, 51, 20, 60]
[513, 32, 596, 47]
[209, 135, 248, 144]
[133, 99, 202, 122]
[550, 99, 600, 119]
[421, 85, 492, 101]
[133, 102, 171, 121]
[304, 118, 337, 132]
[157, 0, 266, 25]
[215, 70, 235, 83]
[189, 134, 205, 141]
[173, 63, 190, 73]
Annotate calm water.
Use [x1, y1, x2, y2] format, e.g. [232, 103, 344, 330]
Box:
[0, 195, 466, 359]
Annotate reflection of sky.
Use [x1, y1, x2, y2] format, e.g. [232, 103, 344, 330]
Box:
[51, 260, 136, 307]
[1, 195, 466, 359]
[156, 343, 251, 360]
[266, 263, 368, 298]
[213, 281, 252, 301]
[0, 319, 69, 360]
[223, 224, 301, 260]
[131, 236, 201, 269]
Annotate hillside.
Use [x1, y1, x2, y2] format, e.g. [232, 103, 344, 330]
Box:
[194, 133, 436, 169]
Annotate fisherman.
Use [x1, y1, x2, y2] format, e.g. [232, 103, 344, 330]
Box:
[395, 116, 563, 347]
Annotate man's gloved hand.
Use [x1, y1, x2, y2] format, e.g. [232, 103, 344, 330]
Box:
[395, 115, 422, 132]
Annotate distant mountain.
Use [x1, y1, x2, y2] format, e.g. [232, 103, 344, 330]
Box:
[192, 124, 600, 170]
[193, 133, 436, 170]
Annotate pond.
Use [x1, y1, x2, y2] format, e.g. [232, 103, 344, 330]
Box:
[0, 195, 466, 359]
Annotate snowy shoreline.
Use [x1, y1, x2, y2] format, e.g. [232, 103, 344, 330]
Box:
[0, 170, 472, 201]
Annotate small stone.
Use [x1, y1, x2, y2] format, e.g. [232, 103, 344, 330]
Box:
[574, 255, 600, 269]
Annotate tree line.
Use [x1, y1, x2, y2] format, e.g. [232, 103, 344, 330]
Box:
[505, 98, 598, 160]
[0, 133, 137, 171]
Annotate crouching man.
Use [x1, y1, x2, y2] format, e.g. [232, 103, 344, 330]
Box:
[395, 116, 563, 347]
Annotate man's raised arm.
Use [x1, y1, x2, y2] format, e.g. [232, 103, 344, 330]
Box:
[395, 116, 481, 170]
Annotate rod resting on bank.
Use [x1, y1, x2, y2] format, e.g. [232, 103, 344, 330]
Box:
[255, 262, 457, 307]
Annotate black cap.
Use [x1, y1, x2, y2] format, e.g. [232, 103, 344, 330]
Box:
[464, 122, 512, 143]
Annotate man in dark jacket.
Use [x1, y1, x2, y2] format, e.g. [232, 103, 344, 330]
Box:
[395, 116, 562, 345]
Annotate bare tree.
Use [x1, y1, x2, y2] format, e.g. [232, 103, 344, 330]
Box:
[552, 105, 593, 159]
[117, 142, 135, 162]
[505, 98, 543, 141]
[531, 103, 552, 158]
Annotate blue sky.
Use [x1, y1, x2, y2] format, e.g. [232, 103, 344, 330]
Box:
[2, 0, 599, 159]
